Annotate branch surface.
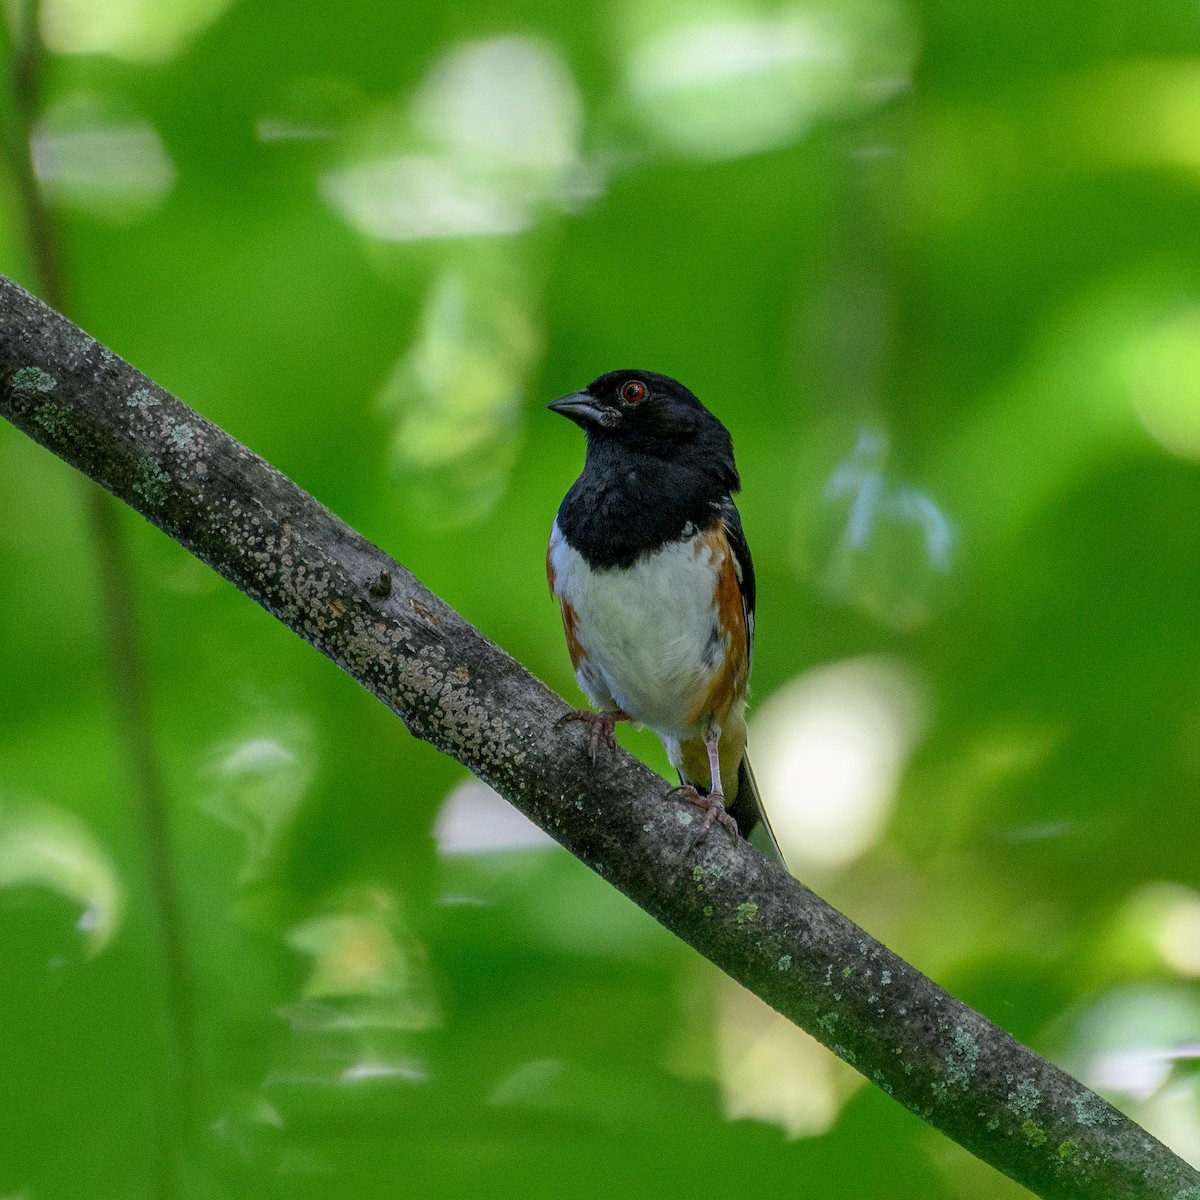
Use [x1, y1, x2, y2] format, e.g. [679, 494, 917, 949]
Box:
[2, 272, 1196, 1200]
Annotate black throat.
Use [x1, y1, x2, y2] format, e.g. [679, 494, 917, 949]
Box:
[556, 438, 730, 569]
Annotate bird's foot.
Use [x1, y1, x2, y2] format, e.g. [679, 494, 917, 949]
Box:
[667, 785, 740, 851]
[556, 709, 628, 769]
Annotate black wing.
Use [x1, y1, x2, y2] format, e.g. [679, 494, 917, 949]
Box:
[716, 496, 756, 669]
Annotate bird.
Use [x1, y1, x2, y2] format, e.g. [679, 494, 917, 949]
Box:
[546, 368, 785, 866]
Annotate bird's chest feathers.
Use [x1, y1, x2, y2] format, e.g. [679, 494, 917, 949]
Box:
[549, 523, 732, 736]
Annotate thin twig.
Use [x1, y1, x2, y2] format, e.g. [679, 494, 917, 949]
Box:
[3, 8, 195, 1186]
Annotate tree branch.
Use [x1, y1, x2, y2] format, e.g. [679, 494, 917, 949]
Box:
[1, 271, 1195, 1200]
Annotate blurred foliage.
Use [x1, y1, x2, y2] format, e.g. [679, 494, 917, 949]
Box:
[3, 0, 1200, 1196]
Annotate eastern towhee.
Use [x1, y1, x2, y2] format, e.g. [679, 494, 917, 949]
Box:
[547, 369, 785, 866]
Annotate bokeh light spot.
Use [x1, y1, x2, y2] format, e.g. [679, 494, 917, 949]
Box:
[285, 885, 441, 1033]
[1061, 985, 1200, 1165]
[1125, 308, 1200, 462]
[321, 36, 592, 242]
[813, 428, 957, 629]
[203, 720, 314, 882]
[32, 92, 176, 225]
[750, 656, 926, 876]
[717, 979, 863, 1136]
[379, 262, 541, 525]
[435, 778, 556, 856]
[41, 0, 235, 63]
[0, 796, 123, 956]
[624, 0, 915, 160]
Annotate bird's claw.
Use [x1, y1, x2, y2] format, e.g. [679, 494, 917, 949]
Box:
[556, 709, 625, 769]
[667, 784, 740, 851]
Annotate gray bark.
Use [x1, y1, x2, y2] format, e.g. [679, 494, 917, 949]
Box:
[2, 271, 1197, 1200]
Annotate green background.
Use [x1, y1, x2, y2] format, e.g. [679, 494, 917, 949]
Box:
[3, 0, 1200, 1195]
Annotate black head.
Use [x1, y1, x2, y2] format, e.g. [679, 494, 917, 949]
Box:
[547, 369, 739, 492]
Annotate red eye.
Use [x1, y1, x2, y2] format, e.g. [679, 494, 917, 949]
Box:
[621, 380, 646, 404]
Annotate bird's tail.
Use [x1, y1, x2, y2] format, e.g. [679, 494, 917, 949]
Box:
[728, 754, 787, 870]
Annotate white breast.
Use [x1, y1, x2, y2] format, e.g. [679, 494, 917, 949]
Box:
[549, 520, 728, 739]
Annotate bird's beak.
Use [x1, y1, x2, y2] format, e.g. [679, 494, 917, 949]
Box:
[547, 391, 611, 428]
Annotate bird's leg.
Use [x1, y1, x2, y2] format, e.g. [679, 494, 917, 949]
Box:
[667, 727, 739, 849]
[556, 708, 630, 768]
